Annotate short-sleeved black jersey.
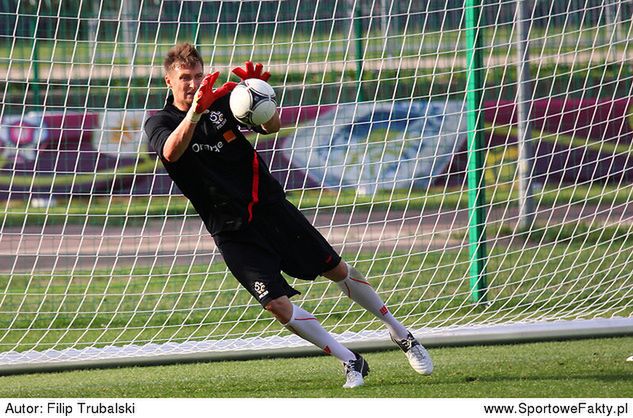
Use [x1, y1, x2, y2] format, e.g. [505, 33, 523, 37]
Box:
[144, 94, 285, 235]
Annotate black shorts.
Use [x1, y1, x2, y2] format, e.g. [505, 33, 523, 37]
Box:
[213, 199, 341, 307]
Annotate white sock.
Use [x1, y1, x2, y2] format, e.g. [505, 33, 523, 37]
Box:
[337, 263, 409, 340]
[284, 304, 356, 363]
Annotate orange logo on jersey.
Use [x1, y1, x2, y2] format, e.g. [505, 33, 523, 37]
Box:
[223, 130, 236, 143]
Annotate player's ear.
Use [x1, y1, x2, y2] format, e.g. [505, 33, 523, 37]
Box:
[164, 73, 173, 89]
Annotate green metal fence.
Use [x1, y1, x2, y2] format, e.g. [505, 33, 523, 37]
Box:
[1, 0, 631, 114]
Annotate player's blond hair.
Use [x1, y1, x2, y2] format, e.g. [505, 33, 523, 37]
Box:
[163, 43, 204, 73]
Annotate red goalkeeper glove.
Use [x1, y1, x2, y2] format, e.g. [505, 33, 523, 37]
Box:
[187, 72, 238, 123]
[231, 61, 271, 82]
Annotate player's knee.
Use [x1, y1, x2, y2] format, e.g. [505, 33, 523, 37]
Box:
[265, 297, 293, 323]
[347, 264, 366, 281]
[322, 260, 348, 282]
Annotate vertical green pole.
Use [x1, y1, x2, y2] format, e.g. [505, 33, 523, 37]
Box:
[465, 0, 488, 304]
[627, 3, 633, 96]
[30, 10, 40, 107]
[194, 4, 202, 53]
[354, 1, 365, 102]
[613, 0, 631, 97]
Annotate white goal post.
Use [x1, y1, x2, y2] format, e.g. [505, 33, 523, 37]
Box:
[0, 0, 632, 373]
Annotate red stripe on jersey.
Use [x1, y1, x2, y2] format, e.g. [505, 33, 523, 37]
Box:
[247, 151, 260, 223]
[294, 317, 317, 321]
[324, 345, 331, 354]
[379, 305, 389, 316]
[350, 277, 371, 286]
[325, 255, 333, 264]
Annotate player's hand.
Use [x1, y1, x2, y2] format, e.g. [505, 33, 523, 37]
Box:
[232, 61, 271, 82]
[188, 73, 238, 122]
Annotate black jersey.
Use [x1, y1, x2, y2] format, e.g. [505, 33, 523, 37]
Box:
[144, 94, 285, 235]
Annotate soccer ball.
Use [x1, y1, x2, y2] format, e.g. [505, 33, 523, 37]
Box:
[229, 78, 277, 126]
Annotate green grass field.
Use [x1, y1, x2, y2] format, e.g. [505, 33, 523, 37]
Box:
[1, 241, 631, 353]
[0, 336, 631, 397]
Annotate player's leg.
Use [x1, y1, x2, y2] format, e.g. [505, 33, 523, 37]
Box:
[323, 261, 433, 375]
[215, 232, 369, 388]
[262, 199, 432, 375]
[322, 262, 408, 338]
[265, 295, 369, 388]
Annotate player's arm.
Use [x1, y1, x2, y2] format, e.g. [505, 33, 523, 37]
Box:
[162, 115, 198, 162]
[163, 73, 237, 162]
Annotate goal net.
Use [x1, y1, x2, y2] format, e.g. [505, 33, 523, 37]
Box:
[1, 0, 632, 371]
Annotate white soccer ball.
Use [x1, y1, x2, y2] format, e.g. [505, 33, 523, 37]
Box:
[229, 78, 277, 126]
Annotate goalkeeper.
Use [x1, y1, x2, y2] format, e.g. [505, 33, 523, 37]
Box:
[144, 43, 433, 388]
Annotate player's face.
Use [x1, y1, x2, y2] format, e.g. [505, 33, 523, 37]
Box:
[165, 62, 204, 111]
